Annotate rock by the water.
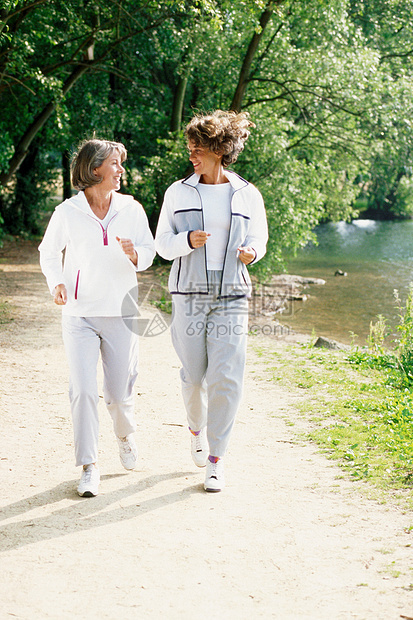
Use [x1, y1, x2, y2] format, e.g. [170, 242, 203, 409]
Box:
[270, 274, 326, 286]
[313, 336, 349, 350]
[250, 274, 325, 317]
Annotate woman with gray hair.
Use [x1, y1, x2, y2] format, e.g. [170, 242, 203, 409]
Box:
[39, 139, 155, 497]
[155, 110, 268, 492]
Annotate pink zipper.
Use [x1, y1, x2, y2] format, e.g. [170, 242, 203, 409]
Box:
[88, 213, 118, 245]
[74, 270, 80, 300]
[92, 220, 108, 246]
[76, 213, 117, 300]
[102, 226, 108, 245]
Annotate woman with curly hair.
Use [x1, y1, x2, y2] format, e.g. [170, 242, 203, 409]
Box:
[155, 110, 268, 492]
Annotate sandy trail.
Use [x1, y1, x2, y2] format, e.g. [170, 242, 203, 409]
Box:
[0, 239, 412, 620]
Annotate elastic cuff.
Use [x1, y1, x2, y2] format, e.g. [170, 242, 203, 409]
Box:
[187, 231, 194, 249]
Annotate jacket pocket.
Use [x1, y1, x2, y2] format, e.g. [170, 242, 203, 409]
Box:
[168, 259, 180, 293]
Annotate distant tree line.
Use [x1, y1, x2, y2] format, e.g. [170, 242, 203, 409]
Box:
[1, 0, 413, 271]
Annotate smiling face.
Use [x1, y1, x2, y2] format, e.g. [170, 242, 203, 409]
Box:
[187, 140, 223, 183]
[93, 150, 125, 191]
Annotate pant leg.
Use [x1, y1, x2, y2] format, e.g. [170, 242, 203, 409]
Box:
[62, 315, 101, 467]
[98, 317, 139, 438]
[170, 294, 208, 432]
[205, 295, 249, 457]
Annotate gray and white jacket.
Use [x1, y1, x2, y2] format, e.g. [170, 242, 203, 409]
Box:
[155, 170, 268, 297]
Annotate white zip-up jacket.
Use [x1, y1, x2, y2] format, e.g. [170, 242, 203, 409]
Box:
[155, 171, 268, 297]
[39, 190, 155, 316]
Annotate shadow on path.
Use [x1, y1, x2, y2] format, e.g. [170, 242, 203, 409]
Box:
[0, 470, 201, 552]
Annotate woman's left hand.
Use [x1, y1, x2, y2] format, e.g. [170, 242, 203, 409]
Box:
[238, 246, 256, 265]
[116, 236, 138, 266]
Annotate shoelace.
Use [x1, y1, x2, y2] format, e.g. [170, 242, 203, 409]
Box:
[119, 437, 132, 454]
[82, 467, 94, 482]
[209, 462, 219, 480]
[195, 434, 204, 453]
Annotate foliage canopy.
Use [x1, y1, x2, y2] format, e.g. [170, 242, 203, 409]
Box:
[1, 0, 413, 270]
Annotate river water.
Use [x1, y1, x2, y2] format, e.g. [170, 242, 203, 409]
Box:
[282, 219, 413, 346]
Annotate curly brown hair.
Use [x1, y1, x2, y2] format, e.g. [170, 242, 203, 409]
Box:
[185, 110, 255, 168]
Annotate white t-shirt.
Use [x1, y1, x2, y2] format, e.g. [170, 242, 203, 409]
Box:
[91, 204, 114, 229]
[198, 182, 232, 270]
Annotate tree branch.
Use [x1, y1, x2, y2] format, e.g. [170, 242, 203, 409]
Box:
[0, 63, 90, 186]
[0, 9, 173, 184]
[249, 20, 285, 80]
[230, 0, 286, 112]
[380, 47, 413, 62]
[249, 77, 361, 116]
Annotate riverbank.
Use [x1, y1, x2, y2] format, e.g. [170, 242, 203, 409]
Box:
[284, 219, 413, 346]
[0, 237, 412, 619]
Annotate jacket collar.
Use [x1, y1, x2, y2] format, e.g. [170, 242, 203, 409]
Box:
[69, 190, 130, 214]
[182, 170, 249, 191]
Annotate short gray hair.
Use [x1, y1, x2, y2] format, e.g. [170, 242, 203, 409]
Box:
[71, 139, 127, 190]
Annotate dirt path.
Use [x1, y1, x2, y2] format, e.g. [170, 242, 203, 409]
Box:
[0, 239, 412, 620]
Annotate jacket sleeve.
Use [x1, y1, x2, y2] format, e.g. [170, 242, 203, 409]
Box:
[133, 202, 156, 272]
[38, 206, 68, 294]
[244, 186, 268, 264]
[155, 184, 194, 261]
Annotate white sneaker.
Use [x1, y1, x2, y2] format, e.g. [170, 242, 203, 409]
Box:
[117, 434, 138, 470]
[77, 464, 100, 497]
[190, 428, 208, 467]
[204, 459, 225, 492]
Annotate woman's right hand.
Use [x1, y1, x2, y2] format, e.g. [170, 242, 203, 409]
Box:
[53, 283, 67, 305]
[189, 230, 210, 249]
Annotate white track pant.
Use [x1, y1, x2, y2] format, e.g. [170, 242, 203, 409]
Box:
[171, 271, 248, 457]
[62, 315, 139, 466]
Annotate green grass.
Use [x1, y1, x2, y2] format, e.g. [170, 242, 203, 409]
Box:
[150, 294, 172, 314]
[0, 300, 14, 325]
[257, 342, 413, 506]
[148, 269, 173, 314]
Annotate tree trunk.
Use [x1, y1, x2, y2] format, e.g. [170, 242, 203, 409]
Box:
[170, 74, 188, 133]
[230, 0, 281, 112]
[62, 150, 72, 201]
[1, 142, 39, 234]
